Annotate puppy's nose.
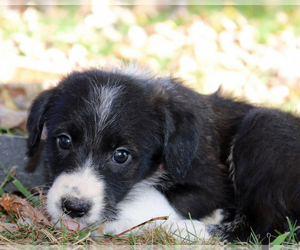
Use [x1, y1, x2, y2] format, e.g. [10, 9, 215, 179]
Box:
[61, 197, 91, 218]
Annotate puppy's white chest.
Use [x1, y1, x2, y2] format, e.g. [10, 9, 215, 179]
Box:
[103, 184, 183, 235]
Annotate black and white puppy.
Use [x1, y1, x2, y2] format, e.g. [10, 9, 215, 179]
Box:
[26, 65, 300, 243]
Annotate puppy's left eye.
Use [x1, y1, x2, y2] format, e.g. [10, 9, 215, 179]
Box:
[57, 135, 72, 150]
[112, 149, 129, 164]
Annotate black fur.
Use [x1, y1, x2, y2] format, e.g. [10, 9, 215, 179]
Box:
[27, 68, 300, 243]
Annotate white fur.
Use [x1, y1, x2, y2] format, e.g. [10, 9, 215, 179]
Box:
[201, 209, 224, 225]
[97, 85, 122, 128]
[102, 181, 210, 241]
[87, 83, 123, 132]
[47, 158, 210, 241]
[46, 158, 105, 226]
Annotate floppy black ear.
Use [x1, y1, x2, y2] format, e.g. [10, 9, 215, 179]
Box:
[162, 97, 200, 178]
[26, 89, 54, 157]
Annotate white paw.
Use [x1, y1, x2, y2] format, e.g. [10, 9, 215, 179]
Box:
[100, 218, 210, 243]
[102, 218, 166, 236]
[165, 219, 211, 242]
[102, 220, 129, 235]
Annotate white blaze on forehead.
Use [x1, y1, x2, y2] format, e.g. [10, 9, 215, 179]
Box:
[89, 83, 123, 130]
[47, 158, 105, 225]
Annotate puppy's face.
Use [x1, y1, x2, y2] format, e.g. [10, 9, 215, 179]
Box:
[26, 68, 200, 227]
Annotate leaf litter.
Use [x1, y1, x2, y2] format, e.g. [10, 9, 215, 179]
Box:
[0, 191, 173, 245]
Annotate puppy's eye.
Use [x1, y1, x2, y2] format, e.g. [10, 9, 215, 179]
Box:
[57, 135, 72, 150]
[112, 149, 129, 164]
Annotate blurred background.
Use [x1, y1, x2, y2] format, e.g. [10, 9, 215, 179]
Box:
[1, 3, 300, 134]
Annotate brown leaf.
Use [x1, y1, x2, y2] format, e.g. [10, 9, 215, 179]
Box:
[0, 194, 52, 227]
[0, 194, 23, 213]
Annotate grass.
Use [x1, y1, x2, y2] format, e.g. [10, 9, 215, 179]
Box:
[0, 166, 300, 246]
[1, 199, 300, 246]
[0, 213, 185, 245]
[271, 218, 300, 245]
[0, 167, 15, 196]
[0, 127, 27, 136]
[0, 216, 298, 246]
[1, 215, 299, 246]
[0, 172, 186, 245]
[0, 219, 96, 245]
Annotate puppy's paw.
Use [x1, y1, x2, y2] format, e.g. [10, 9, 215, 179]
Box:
[88, 222, 106, 241]
[102, 220, 127, 236]
[166, 219, 211, 243]
[91, 218, 211, 243]
[102, 218, 167, 236]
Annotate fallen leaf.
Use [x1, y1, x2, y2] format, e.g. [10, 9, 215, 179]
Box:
[0, 194, 23, 213]
[0, 194, 52, 226]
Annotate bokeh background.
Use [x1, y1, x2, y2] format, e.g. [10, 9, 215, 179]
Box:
[1, 3, 300, 133]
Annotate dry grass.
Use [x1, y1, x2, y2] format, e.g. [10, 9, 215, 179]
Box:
[2, 194, 300, 246]
[0, 201, 229, 246]
[0, 213, 218, 246]
[0, 203, 208, 246]
[0, 169, 297, 246]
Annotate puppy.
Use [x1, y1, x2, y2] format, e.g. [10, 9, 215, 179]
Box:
[26, 65, 300, 243]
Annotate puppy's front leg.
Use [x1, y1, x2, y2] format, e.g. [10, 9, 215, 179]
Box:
[98, 218, 210, 243]
[165, 219, 211, 242]
[93, 184, 211, 242]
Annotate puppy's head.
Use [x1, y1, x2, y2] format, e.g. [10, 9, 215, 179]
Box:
[26, 67, 200, 226]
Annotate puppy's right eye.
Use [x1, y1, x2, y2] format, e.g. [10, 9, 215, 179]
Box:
[112, 149, 129, 164]
[57, 135, 72, 150]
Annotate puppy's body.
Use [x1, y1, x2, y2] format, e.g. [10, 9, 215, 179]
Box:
[27, 67, 300, 242]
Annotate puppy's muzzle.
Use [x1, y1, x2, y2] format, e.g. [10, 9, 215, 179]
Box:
[61, 197, 91, 218]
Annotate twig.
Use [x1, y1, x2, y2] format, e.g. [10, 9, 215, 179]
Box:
[102, 216, 169, 242]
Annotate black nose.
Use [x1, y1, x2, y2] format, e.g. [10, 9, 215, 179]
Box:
[61, 197, 91, 218]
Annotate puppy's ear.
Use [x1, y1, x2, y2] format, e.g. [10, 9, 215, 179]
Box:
[26, 89, 54, 157]
[160, 91, 200, 178]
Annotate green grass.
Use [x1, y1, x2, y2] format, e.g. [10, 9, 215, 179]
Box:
[1, 166, 300, 245]
[1, 204, 300, 245]
[0, 166, 15, 195]
[272, 218, 300, 245]
[0, 127, 27, 136]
